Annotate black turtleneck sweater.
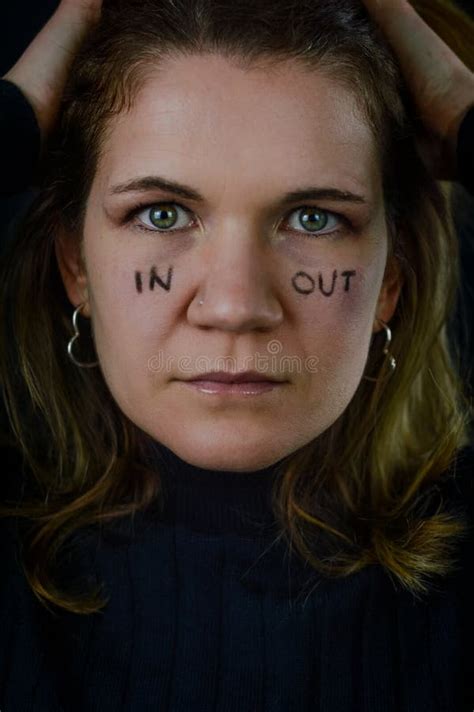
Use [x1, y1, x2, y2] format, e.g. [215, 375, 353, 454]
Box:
[1, 440, 474, 711]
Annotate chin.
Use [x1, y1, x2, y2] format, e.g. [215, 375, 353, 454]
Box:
[155, 431, 292, 472]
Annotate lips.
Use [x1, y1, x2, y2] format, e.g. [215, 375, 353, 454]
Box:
[185, 370, 283, 383]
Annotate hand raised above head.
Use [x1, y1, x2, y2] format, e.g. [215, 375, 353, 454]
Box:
[361, 0, 474, 182]
[2, 0, 102, 144]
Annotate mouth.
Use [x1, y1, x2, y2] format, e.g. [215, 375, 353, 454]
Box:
[176, 371, 287, 396]
[182, 370, 286, 384]
[178, 379, 285, 396]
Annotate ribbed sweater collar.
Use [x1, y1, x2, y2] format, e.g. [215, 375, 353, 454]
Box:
[143, 439, 286, 536]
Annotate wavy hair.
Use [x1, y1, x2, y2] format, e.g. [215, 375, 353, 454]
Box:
[0, 0, 473, 614]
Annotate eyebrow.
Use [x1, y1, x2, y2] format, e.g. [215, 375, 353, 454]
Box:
[109, 175, 368, 206]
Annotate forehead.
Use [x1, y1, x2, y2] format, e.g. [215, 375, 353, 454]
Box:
[96, 53, 380, 200]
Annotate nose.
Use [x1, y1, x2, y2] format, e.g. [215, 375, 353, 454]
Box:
[188, 230, 284, 333]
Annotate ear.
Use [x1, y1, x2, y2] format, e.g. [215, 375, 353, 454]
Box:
[373, 255, 403, 333]
[54, 227, 91, 318]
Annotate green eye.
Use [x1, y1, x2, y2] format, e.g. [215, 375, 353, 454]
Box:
[149, 205, 179, 230]
[299, 208, 329, 231]
[285, 206, 344, 238]
[132, 202, 193, 232]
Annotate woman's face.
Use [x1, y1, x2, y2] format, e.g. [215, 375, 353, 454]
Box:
[57, 54, 402, 472]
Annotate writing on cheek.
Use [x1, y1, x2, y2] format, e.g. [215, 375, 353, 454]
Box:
[291, 269, 356, 296]
[135, 265, 174, 293]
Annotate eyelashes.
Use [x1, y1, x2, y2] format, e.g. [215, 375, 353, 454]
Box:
[122, 201, 352, 240]
[133, 203, 195, 233]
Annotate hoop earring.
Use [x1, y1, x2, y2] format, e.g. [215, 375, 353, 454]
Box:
[378, 318, 396, 371]
[363, 318, 396, 382]
[67, 302, 99, 368]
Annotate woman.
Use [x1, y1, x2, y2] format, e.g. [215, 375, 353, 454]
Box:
[1, 0, 474, 709]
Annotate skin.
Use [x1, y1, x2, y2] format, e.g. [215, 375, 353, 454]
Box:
[56, 54, 403, 472]
[3, 0, 102, 145]
[361, 0, 474, 181]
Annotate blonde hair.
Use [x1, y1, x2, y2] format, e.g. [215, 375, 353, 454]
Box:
[0, 0, 473, 614]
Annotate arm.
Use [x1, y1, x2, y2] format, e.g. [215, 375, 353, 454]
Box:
[361, 0, 474, 189]
[0, 0, 101, 196]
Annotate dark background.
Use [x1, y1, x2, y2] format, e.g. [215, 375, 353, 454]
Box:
[1, 1, 60, 77]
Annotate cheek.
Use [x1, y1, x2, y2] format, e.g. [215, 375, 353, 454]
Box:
[294, 263, 383, 386]
[84, 244, 176, 388]
[292, 262, 382, 329]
